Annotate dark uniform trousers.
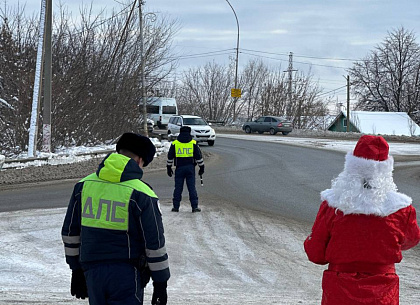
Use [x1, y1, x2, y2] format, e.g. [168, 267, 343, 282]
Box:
[173, 164, 198, 209]
[84, 263, 144, 305]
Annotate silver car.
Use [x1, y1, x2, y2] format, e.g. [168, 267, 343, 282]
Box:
[242, 116, 293, 135]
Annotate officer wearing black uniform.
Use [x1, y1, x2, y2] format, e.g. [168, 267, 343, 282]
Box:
[167, 126, 204, 212]
[62, 133, 170, 305]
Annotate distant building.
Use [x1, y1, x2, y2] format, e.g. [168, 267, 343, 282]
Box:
[327, 111, 420, 136]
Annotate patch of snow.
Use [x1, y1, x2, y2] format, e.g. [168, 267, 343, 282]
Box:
[0, 155, 4, 169]
[0, 98, 14, 110]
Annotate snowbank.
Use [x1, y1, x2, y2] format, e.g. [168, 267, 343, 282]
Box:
[0, 154, 4, 169]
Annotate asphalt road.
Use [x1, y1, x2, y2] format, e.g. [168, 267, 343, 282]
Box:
[199, 137, 420, 223]
[1, 136, 419, 223]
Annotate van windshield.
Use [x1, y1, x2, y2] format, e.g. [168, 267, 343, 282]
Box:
[183, 118, 207, 125]
[163, 106, 177, 114]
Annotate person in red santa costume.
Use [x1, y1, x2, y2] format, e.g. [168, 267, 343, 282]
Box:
[304, 135, 420, 305]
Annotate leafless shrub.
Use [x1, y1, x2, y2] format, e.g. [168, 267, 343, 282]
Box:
[0, 1, 178, 153]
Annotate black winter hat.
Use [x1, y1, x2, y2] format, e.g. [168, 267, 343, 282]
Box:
[180, 126, 191, 133]
[116, 133, 156, 167]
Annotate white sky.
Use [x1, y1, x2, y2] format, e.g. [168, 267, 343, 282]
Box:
[1, 134, 420, 304]
[19, 0, 420, 108]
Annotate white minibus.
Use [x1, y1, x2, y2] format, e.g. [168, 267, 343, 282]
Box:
[140, 97, 178, 129]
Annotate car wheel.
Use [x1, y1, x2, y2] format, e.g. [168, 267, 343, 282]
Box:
[269, 128, 277, 135]
[282, 132, 290, 135]
[258, 131, 264, 134]
[208, 140, 215, 146]
[245, 126, 252, 134]
[167, 130, 172, 141]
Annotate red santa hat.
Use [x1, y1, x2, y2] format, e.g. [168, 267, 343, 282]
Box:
[353, 135, 389, 162]
[345, 135, 393, 179]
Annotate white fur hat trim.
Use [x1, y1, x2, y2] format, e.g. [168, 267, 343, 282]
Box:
[321, 152, 412, 216]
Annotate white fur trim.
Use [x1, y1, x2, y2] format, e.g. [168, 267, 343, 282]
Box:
[321, 152, 412, 216]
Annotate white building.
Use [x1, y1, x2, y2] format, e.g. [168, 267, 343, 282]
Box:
[327, 111, 420, 136]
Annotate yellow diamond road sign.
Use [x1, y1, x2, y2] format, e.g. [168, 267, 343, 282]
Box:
[231, 88, 241, 98]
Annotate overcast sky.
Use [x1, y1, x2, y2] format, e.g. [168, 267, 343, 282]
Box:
[20, 0, 420, 109]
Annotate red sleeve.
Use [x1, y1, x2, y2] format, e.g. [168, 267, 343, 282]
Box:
[304, 201, 335, 265]
[401, 205, 420, 251]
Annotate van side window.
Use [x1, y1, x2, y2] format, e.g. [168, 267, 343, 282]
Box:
[163, 106, 177, 114]
[146, 105, 159, 114]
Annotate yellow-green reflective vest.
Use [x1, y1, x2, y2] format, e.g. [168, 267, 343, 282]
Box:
[80, 173, 157, 231]
[173, 140, 196, 158]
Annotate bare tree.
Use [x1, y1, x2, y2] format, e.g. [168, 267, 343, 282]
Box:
[289, 69, 326, 129]
[239, 59, 269, 120]
[0, 4, 37, 154]
[176, 61, 232, 121]
[349, 27, 420, 123]
[0, 1, 178, 153]
[176, 59, 328, 128]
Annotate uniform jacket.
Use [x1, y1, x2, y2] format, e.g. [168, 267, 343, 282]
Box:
[62, 153, 170, 283]
[167, 132, 204, 168]
[304, 153, 420, 305]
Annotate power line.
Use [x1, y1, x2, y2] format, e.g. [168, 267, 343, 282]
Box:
[293, 59, 348, 69]
[241, 51, 348, 69]
[177, 49, 235, 59]
[53, 2, 139, 37]
[171, 49, 351, 85]
[318, 85, 348, 97]
[241, 48, 358, 62]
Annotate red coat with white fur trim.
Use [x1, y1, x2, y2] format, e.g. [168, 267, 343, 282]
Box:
[304, 153, 420, 305]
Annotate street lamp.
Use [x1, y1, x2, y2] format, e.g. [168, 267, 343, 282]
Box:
[224, 0, 240, 122]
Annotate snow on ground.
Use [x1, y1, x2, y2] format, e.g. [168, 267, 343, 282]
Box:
[219, 133, 420, 156]
[1, 134, 420, 304]
[1, 138, 172, 170]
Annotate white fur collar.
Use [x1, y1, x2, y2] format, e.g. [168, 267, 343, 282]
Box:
[321, 153, 412, 216]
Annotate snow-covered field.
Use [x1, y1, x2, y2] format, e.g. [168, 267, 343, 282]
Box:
[1, 134, 420, 304]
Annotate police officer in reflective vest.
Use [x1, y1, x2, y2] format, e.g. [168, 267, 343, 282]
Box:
[167, 126, 204, 212]
[62, 133, 170, 305]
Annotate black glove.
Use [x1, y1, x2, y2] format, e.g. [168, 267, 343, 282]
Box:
[151, 281, 167, 305]
[71, 269, 88, 299]
[167, 166, 173, 177]
[198, 165, 205, 176]
[137, 255, 151, 288]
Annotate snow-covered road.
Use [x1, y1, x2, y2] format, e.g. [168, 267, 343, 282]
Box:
[1, 134, 420, 304]
[1, 197, 420, 304]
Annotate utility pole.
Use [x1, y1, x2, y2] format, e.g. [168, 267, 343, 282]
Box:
[346, 75, 350, 132]
[138, 0, 148, 136]
[284, 52, 297, 120]
[28, 0, 47, 157]
[42, 0, 52, 152]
